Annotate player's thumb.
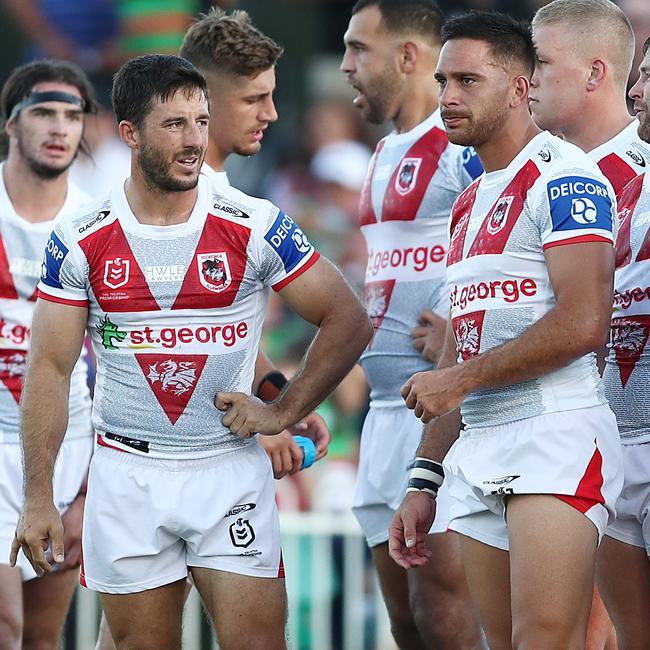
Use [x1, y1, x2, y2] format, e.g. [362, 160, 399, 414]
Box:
[51, 524, 65, 564]
[403, 513, 417, 549]
[214, 392, 233, 411]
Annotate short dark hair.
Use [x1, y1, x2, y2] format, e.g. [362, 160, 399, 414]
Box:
[442, 10, 535, 76]
[180, 8, 283, 78]
[351, 0, 444, 41]
[644, 36, 650, 56]
[111, 54, 208, 128]
[0, 59, 96, 159]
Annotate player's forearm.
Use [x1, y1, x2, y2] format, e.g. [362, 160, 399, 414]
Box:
[253, 350, 277, 394]
[276, 302, 372, 424]
[455, 302, 610, 395]
[417, 408, 462, 462]
[20, 360, 71, 499]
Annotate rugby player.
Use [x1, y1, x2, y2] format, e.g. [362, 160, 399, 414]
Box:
[180, 8, 331, 480]
[390, 11, 622, 648]
[12, 55, 372, 650]
[340, 1, 483, 647]
[0, 61, 94, 649]
[597, 36, 650, 647]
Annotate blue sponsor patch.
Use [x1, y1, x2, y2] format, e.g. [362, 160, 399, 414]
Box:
[264, 211, 313, 273]
[547, 176, 613, 233]
[40, 231, 69, 289]
[462, 147, 483, 181]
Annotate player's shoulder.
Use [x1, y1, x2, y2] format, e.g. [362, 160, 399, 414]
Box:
[533, 133, 608, 183]
[204, 178, 280, 230]
[55, 192, 115, 240]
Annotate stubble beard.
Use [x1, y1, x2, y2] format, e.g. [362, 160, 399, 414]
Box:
[139, 141, 201, 193]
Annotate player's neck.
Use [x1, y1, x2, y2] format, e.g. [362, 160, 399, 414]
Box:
[392, 86, 438, 134]
[562, 103, 634, 153]
[125, 167, 199, 227]
[475, 114, 541, 173]
[204, 140, 226, 172]
[2, 153, 69, 223]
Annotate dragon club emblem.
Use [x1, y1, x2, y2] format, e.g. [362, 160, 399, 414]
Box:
[197, 252, 231, 293]
[395, 158, 422, 196]
[487, 196, 514, 235]
[146, 359, 197, 396]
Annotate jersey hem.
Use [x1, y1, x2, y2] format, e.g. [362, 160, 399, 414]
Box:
[37, 289, 89, 307]
[272, 251, 320, 291]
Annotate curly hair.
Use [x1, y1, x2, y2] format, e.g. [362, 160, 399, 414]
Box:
[180, 8, 283, 78]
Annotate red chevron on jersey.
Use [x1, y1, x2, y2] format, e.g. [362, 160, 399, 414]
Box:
[0, 236, 17, 300]
[468, 161, 541, 258]
[136, 353, 207, 425]
[447, 181, 480, 267]
[79, 221, 159, 312]
[611, 315, 650, 387]
[615, 174, 645, 269]
[452, 310, 485, 360]
[598, 153, 637, 196]
[364, 279, 395, 348]
[383, 127, 449, 222]
[359, 139, 385, 227]
[0, 349, 27, 403]
[173, 214, 251, 310]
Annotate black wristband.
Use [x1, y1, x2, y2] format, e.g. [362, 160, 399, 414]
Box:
[256, 370, 288, 402]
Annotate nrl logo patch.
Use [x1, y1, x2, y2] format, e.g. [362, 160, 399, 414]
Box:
[197, 252, 231, 293]
[103, 257, 130, 289]
[487, 196, 514, 235]
[395, 158, 422, 196]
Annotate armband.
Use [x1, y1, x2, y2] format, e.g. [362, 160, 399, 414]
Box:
[406, 457, 445, 497]
[256, 370, 288, 402]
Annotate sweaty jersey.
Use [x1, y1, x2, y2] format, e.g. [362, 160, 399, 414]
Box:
[0, 163, 91, 443]
[590, 120, 650, 196]
[447, 132, 615, 428]
[603, 171, 650, 444]
[38, 176, 319, 459]
[358, 110, 482, 404]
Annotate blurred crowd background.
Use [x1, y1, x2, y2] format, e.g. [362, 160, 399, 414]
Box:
[0, 0, 648, 518]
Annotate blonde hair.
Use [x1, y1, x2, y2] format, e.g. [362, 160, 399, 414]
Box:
[533, 0, 634, 89]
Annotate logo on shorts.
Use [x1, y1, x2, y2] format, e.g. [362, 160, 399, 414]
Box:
[229, 518, 255, 548]
[226, 503, 257, 517]
[396, 158, 421, 195]
[197, 252, 231, 293]
[482, 475, 520, 485]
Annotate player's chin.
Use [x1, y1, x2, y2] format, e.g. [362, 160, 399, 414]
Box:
[236, 142, 262, 157]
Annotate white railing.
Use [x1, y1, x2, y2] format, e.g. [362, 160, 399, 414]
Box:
[67, 512, 395, 650]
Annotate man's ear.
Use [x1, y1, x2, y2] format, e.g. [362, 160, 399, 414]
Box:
[118, 120, 138, 150]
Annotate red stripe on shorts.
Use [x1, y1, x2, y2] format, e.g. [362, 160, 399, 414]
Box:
[277, 550, 285, 578]
[554, 444, 604, 514]
[79, 546, 87, 587]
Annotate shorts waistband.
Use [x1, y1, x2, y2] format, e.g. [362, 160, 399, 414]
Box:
[94, 439, 258, 470]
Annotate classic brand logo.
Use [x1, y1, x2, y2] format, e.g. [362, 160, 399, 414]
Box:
[103, 258, 130, 289]
[197, 252, 231, 293]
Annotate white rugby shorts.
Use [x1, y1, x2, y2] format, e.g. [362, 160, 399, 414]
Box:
[1, 435, 93, 580]
[605, 441, 650, 555]
[352, 403, 450, 547]
[445, 404, 623, 550]
[81, 442, 283, 594]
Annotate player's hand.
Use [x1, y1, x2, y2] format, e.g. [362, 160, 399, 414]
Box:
[10, 498, 65, 576]
[411, 309, 447, 363]
[215, 392, 287, 437]
[288, 412, 331, 460]
[258, 431, 304, 478]
[388, 491, 436, 569]
[401, 367, 467, 422]
[58, 494, 85, 571]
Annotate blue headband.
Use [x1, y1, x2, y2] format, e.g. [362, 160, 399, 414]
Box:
[9, 91, 84, 121]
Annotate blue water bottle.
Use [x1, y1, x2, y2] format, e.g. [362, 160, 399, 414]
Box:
[293, 435, 316, 470]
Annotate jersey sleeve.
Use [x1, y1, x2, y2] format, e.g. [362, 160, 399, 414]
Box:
[535, 171, 616, 250]
[38, 221, 89, 306]
[257, 208, 320, 291]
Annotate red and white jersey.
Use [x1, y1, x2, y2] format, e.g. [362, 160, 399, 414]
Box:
[359, 109, 482, 404]
[201, 163, 229, 189]
[0, 163, 91, 443]
[447, 132, 616, 428]
[603, 171, 650, 444]
[590, 120, 650, 196]
[38, 175, 319, 458]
